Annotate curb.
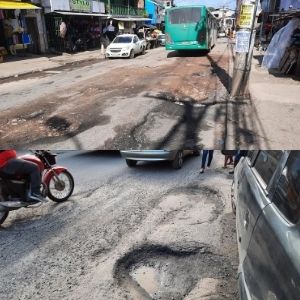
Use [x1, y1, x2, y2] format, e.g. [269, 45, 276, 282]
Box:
[0, 56, 105, 81]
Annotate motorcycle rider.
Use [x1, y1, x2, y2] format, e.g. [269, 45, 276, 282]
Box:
[0, 150, 44, 202]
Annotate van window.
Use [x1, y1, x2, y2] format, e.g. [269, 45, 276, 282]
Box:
[273, 151, 300, 223]
[253, 151, 283, 185]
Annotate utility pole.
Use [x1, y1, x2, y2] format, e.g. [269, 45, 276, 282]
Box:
[231, 0, 259, 98]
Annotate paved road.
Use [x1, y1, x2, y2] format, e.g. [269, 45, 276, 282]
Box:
[0, 151, 238, 300]
[0, 39, 262, 149]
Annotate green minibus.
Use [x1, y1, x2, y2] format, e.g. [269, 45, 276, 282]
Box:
[165, 5, 218, 51]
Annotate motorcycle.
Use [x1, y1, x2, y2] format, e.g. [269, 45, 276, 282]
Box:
[0, 150, 74, 225]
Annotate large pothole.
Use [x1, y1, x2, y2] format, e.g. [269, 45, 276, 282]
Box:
[114, 244, 235, 300]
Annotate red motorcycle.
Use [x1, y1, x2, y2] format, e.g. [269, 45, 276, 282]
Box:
[0, 150, 74, 225]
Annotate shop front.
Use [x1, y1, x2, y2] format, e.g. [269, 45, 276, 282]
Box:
[0, 0, 42, 60]
[42, 0, 107, 52]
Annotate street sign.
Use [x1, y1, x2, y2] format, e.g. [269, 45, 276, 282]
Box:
[235, 30, 251, 53]
[238, 4, 255, 29]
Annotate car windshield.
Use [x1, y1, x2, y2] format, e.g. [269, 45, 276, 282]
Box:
[113, 36, 133, 43]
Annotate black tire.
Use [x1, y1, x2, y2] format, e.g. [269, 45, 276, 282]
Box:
[142, 47, 145, 55]
[126, 159, 137, 167]
[0, 211, 9, 225]
[172, 151, 184, 169]
[129, 50, 135, 59]
[47, 170, 74, 202]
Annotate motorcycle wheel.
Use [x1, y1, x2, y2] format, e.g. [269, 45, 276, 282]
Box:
[47, 170, 74, 202]
[0, 211, 9, 225]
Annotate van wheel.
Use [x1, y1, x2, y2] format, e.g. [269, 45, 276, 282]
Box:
[126, 159, 137, 167]
[172, 151, 183, 169]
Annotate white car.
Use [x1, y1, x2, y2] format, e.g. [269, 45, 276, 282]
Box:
[105, 34, 147, 59]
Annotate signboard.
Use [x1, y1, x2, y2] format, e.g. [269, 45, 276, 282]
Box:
[238, 4, 255, 29]
[235, 30, 251, 53]
[69, 0, 92, 12]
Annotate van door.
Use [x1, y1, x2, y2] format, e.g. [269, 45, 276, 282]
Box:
[236, 151, 283, 264]
[243, 151, 300, 299]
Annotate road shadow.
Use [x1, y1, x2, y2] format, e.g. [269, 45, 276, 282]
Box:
[167, 50, 208, 58]
[207, 52, 232, 94]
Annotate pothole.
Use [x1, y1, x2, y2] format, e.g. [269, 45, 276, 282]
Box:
[131, 266, 160, 297]
[113, 244, 235, 300]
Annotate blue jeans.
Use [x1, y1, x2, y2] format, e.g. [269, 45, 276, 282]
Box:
[201, 150, 214, 169]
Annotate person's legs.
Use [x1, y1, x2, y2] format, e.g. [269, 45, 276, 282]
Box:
[201, 150, 208, 170]
[1, 158, 42, 199]
[207, 150, 214, 167]
[234, 152, 242, 167]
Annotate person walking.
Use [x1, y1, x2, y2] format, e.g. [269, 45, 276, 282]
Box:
[221, 150, 237, 168]
[200, 150, 214, 173]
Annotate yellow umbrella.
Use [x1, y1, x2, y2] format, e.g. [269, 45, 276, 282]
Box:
[0, 0, 40, 9]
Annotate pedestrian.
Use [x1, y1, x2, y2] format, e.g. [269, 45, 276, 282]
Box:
[200, 150, 214, 173]
[221, 150, 237, 168]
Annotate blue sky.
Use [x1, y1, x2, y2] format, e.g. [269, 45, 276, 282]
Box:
[174, 0, 236, 10]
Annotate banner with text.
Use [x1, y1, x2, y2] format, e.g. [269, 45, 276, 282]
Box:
[69, 0, 92, 12]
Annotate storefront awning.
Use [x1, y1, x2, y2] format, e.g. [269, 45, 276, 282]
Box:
[0, 0, 41, 9]
[54, 11, 107, 17]
[112, 17, 152, 22]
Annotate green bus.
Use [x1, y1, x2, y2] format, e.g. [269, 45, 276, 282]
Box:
[165, 5, 218, 51]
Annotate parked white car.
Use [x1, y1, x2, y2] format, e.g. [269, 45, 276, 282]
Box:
[105, 34, 147, 59]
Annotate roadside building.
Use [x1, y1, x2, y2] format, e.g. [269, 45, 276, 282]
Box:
[211, 7, 236, 36]
[0, 0, 46, 59]
[41, 0, 106, 53]
[103, 0, 149, 35]
[144, 0, 164, 26]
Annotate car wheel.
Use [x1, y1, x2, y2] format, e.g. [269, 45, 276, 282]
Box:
[129, 50, 135, 59]
[172, 151, 183, 169]
[126, 159, 137, 167]
[142, 47, 145, 55]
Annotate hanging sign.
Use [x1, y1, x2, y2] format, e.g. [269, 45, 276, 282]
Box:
[238, 4, 255, 29]
[69, 0, 92, 12]
[235, 30, 251, 53]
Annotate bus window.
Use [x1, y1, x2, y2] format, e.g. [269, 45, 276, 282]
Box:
[169, 8, 201, 24]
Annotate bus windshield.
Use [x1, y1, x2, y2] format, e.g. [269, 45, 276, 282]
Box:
[168, 7, 201, 24]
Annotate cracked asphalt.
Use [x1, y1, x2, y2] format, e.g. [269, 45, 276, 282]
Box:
[0, 151, 238, 300]
[0, 38, 262, 149]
